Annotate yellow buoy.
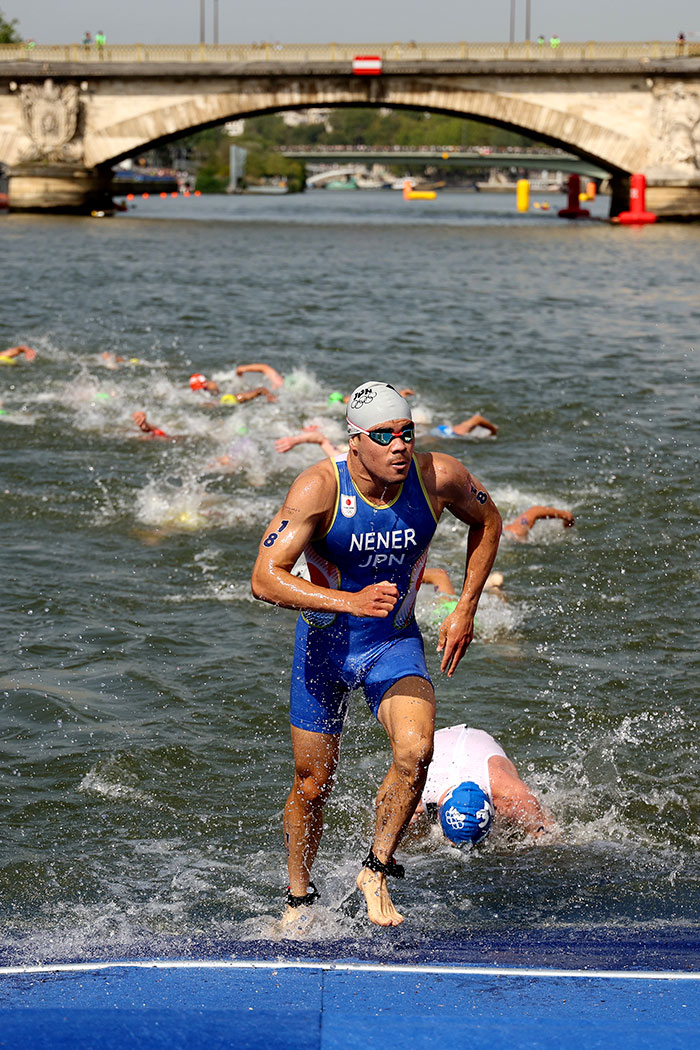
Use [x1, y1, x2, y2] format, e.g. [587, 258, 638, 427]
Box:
[516, 179, 530, 212]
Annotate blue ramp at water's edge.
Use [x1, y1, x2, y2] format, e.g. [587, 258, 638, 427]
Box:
[1, 960, 699, 1050]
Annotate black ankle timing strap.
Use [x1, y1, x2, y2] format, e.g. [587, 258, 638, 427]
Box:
[286, 881, 319, 908]
[363, 848, 405, 879]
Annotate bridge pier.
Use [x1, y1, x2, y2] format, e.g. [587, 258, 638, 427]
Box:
[645, 178, 700, 220]
[7, 164, 112, 214]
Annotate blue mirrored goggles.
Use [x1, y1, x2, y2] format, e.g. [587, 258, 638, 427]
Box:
[351, 422, 415, 446]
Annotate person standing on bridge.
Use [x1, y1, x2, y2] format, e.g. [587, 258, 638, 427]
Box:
[251, 380, 502, 929]
[95, 30, 106, 55]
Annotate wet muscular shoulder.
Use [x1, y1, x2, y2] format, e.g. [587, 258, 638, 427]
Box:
[280, 459, 338, 534]
[421, 451, 486, 516]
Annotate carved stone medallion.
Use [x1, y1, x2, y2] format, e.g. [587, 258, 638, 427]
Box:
[19, 79, 83, 163]
[651, 81, 700, 171]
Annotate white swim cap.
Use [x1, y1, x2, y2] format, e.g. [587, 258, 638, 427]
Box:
[346, 381, 412, 435]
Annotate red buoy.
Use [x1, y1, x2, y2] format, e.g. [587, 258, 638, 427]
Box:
[558, 174, 590, 219]
[616, 173, 657, 225]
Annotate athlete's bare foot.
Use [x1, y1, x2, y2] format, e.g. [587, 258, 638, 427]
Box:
[356, 867, 404, 926]
[278, 904, 316, 936]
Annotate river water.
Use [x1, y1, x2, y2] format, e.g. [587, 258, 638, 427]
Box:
[1, 191, 698, 968]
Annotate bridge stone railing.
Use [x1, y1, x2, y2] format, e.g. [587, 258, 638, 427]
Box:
[0, 40, 697, 64]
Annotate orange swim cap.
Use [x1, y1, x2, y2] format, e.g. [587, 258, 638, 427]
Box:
[189, 373, 208, 391]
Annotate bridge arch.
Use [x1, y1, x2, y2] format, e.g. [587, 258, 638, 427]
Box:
[85, 78, 642, 176]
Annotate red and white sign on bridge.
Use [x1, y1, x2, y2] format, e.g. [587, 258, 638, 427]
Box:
[352, 55, 383, 75]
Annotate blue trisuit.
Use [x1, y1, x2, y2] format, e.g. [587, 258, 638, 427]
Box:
[291, 454, 438, 734]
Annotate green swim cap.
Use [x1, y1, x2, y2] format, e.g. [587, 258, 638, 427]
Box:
[328, 391, 344, 404]
[95, 392, 110, 401]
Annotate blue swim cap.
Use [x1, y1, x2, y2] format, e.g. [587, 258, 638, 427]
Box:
[439, 781, 494, 845]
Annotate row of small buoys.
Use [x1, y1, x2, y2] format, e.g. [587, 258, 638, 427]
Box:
[123, 191, 202, 201]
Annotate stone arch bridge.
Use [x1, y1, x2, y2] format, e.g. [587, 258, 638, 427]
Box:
[0, 43, 699, 216]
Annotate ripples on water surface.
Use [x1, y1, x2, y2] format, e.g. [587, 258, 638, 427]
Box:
[1, 192, 698, 966]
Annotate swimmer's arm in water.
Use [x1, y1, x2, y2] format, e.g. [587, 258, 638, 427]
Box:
[504, 505, 574, 540]
[421, 567, 456, 597]
[234, 385, 277, 404]
[488, 755, 555, 838]
[424, 453, 502, 676]
[275, 426, 341, 459]
[451, 414, 498, 436]
[131, 410, 172, 439]
[251, 463, 399, 618]
[0, 345, 36, 361]
[236, 363, 284, 389]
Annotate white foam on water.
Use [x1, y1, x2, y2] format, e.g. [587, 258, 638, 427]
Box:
[78, 768, 155, 807]
[134, 478, 214, 531]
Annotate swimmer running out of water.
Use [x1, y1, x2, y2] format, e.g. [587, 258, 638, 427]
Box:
[252, 380, 501, 928]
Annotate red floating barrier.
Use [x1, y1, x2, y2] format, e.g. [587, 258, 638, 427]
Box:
[352, 55, 382, 75]
[558, 174, 590, 219]
[616, 173, 657, 225]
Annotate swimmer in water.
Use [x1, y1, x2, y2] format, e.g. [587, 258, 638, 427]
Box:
[102, 352, 141, 369]
[236, 362, 285, 389]
[411, 724, 555, 842]
[275, 425, 347, 459]
[422, 566, 504, 608]
[429, 414, 498, 438]
[275, 410, 494, 465]
[252, 380, 501, 929]
[504, 506, 574, 541]
[131, 410, 173, 440]
[191, 373, 278, 404]
[189, 373, 221, 396]
[0, 345, 37, 364]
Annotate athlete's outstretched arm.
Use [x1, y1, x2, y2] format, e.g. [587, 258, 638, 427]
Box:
[251, 463, 398, 618]
[425, 453, 502, 676]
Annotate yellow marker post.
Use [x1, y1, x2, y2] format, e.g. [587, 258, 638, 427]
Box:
[516, 179, 530, 212]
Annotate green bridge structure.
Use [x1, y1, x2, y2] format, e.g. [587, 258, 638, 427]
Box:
[276, 146, 609, 179]
[0, 41, 698, 216]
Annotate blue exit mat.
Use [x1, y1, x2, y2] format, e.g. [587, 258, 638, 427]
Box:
[1, 952, 699, 1050]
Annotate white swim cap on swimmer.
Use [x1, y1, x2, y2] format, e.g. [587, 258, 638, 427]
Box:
[346, 381, 412, 436]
